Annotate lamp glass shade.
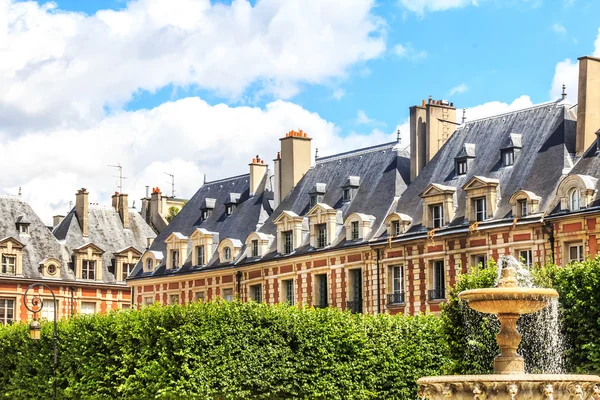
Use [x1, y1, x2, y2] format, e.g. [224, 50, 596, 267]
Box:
[29, 320, 41, 340]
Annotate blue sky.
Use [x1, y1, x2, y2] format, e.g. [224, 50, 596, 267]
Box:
[2, 0, 600, 221]
[50, 0, 600, 135]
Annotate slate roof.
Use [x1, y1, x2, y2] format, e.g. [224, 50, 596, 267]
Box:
[240, 141, 410, 263]
[54, 205, 156, 283]
[130, 171, 273, 278]
[389, 101, 577, 235]
[0, 195, 70, 279]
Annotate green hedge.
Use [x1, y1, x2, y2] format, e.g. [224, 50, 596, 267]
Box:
[0, 302, 450, 399]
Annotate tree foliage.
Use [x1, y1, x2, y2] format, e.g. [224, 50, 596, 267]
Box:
[0, 302, 450, 399]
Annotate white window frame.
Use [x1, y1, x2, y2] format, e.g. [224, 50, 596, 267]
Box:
[503, 149, 514, 166]
[41, 298, 57, 321]
[474, 197, 486, 222]
[282, 279, 294, 305]
[250, 284, 263, 303]
[82, 260, 96, 280]
[223, 247, 231, 261]
[569, 189, 581, 211]
[222, 288, 234, 302]
[351, 221, 359, 240]
[194, 291, 205, 302]
[568, 243, 584, 263]
[0, 298, 15, 325]
[169, 294, 180, 305]
[146, 258, 153, 271]
[80, 302, 96, 315]
[197, 246, 205, 266]
[392, 221, 401, 236]
[122, 263, 135, 282]
[518, 249, 533, 267]
[431, 204, 444, 229]
[518, 199, 527, 217]
[251, 240, 259, 257]
[171, 250, 179, 269]
[456, 159, 467, 175]
[392, 266, 403, 296]
[316, 223, 327, 248]
[283, 231, 293, 254]
[1, 255, 15, 274]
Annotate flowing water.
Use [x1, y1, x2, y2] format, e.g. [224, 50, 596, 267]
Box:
[461, 256, 566, 374]
[498, 256, 566, 374]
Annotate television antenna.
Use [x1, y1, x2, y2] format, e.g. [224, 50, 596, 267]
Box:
[164, 172, 175, 197]
[108, 164, 127, 193]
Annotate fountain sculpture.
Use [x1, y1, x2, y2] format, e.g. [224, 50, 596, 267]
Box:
[417, 256, 600, 399]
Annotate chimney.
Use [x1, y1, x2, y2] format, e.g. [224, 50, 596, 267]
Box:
[249, 155, 268, 196]
[111, 192, 119, 210]
[118, 193, 130, 229]
[273, 151, 281, 208]
[146, 237, 154, 249]
[576, 56, 600, 155]
[410, 98, 457, 181]
[75, 188, 89, 237]
[278, 130, 312, 202]
[52, 215, 65, 228]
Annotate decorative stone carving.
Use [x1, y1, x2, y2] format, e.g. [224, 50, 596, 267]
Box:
[592, 384, 600, 400]
[471, 382, 486, 400]
[443, 384, 454, 398]
[507, 383, 519, 399]
[567, 383, 584, 399]
[540, 383, 554, 400]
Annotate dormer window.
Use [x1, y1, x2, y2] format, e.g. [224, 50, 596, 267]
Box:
[474, 198, 486, 222]
[283, 231, 293, 254]
[200, 198, 216, 221]
[196, 246, 205, 266]
[224, 247, 231, 261]
[225, 193, 240, 216]
[569, 189, 581, 211]
[456, 159, 467, 175]
[316, 224, 327, 248]
[146, 258, 153, 271]
[309, 183, 326, 207]
[1, 255, 15, 274]
[392, 221, 401, 236]
[519, 199, 527, 217]
[341, 176, 360, 203]
[15, 215, 30, 235]
[351, 221, 359, 240]
[501, 133, 522, 167]
[502, 149, 515, 167]
[251, 240, 259, 257]
[171, 250, 179, 269]
[430, 204, 444, 229]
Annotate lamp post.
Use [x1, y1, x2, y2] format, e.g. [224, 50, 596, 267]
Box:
[23, 283, 58, 399]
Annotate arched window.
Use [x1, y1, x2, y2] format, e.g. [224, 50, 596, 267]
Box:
[146, 258, 153, 271]
[224, 247, 231, 261]
[569, 189, 581, 211]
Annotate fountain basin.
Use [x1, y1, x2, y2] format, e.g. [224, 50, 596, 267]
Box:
[417, 374, 600, 399]
[459, 288, 558, 315]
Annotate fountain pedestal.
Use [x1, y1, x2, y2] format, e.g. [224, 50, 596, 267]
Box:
[417, 257, 600, 399]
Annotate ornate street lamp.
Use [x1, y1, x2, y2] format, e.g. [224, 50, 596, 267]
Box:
[23, 283, 58, 399]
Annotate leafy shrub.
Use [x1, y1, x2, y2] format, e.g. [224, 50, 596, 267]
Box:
[0, 302, 450, 399]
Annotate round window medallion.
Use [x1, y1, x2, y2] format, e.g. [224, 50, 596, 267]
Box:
[47, 264, 57, 276]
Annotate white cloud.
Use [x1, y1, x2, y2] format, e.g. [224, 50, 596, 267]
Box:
[0, 0, 385, 134]
[449, 83, 468, 96]
[459, 95, 534, 123]
[397, 0, 477, 15]
[355, 109, 386, 126]
[549, 28, 600, 101]
[551, 23, 567, 35]
[392, 43, 427, 60]
[331, 88, 346, 101]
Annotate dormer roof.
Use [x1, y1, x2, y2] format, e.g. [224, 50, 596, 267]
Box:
[455, 143, 476, 159]
[201, 198, 216, 209]
[501, 133, 523, 149]
[419, 183, 457, 198]
[342, 176, 361, 188]
[225, 193, 241, 205]
[309, 183, 327, 195]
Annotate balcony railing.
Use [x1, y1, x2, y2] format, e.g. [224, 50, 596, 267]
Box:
[428, 288, 446, 301]
[387, 293, 405, 305]
[346, 300, 363, 314]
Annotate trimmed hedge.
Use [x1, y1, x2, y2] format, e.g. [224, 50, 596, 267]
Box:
[0, 302, 450, 399]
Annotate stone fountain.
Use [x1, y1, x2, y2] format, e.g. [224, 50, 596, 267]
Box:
[417, 256, 600, 399]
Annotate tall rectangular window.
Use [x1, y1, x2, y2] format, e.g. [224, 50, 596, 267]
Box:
[351, 221, 359, 240]
[171, 250, 179, 269]
[251, 240, 259, 257]
[503, 149, 515, 166]
[143, 296, 154, 306]
[472, 254, 487, 268]
[474, 198, 486, 222]
[519, 200, 528, 217]
[250, 284, 263, 303]
[430, 261, 445, 300]
[282, 279, 294, 305]
[169, 294, 179, 305]
[388, 266, 404, 305]
[196, 246, 205, 266]
[431, 204, 444, 229]
[315, 274, 328, 307]
[456, 159, 467, 175]
[82, 260, 96, 280]
[519, 249, 533, 267]
[41, 299, 57, 321]
[343, 188, 351, 202]
[392, 221, 401, 236]
[568, 244, 584, 263]
[316, 224, 327, 248]
[195, 292, 205, 302]
[1, 255, 15, 274]
[122, 263, 135, 281]
[80, 302, 96, 315]
[0, 299, 14, 325]
[283, 231, 293, 254]
[222, 288, 234, 302]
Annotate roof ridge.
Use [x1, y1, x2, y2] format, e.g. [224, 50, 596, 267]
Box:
[204, 173, 250, 185]
[458, 100, 563, 127]
[316, 141, 399, 163]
